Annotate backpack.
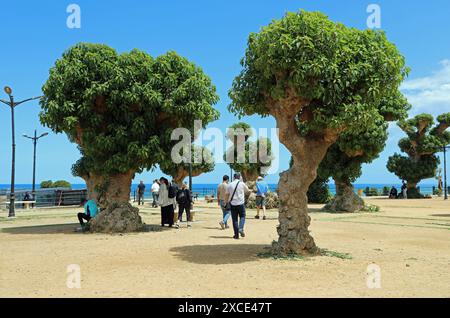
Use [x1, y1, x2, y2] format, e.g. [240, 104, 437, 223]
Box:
[168, 184, 177, 199]
[176, 189, 187, 204]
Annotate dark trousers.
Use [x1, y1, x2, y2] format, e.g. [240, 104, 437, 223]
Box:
[161, 205, 174, 226]
[178, 203, 191, 222]
[77, 213, 91, 226]
[230, 204, 246, 237]
[138, 192, 144, 205]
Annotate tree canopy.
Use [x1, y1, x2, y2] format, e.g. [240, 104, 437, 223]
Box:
[159, 144, 215, 185]
[387, 113, 450, 197]
[225, 122, 274, 182]
[41, 43, 219, 178]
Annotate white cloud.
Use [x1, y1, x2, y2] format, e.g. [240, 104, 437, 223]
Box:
[401, 60, 450, 116]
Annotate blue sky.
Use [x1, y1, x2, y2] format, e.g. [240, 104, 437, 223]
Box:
[0, 0, 449, 185]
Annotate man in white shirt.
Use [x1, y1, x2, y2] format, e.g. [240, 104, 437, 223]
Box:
[151, 180, 160, 208]
[226, 173, 250, 239]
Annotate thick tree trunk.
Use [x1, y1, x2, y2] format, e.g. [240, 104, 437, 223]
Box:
[323, 178, 364, 212]
[82, 170, 144, 233]
[241, 170, 259, 183]
[272, 145, 331, 256]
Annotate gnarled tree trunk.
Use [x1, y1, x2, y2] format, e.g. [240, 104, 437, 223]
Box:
[269, 94, 338, 255]
[81, 170, 144, 233]
[323, 178, 364, 212]
[241, 170, 260, 183]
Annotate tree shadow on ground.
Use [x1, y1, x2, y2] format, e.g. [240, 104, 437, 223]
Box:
[430, 214, 450, 217]
[170, 244, 270, 265]
[1, 223, 81, 235]
[2, 223, 171, 235]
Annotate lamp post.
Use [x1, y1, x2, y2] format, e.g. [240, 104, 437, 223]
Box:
[23, 130, 49, 198]
[444, 145, 449, 200]
[0, 87, 43, 217]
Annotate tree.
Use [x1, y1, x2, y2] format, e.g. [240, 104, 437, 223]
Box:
[321, 104, 409, 212]
[159, 144, 215, 185]
[225, 122, 274, 182]
[387, 113, 450, 198]
[41, 43, 219, 232]
[229, 11, 408, 255]
[40, 180, 72, 189]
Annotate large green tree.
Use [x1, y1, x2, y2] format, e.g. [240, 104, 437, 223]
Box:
[229, 11, 408, 255]
[322, 103, 409, 212]
[387, 113, 450, 198]
[160, 144, 215, 185]
[224, 122, 274, 182]
[41, 43, 219, 232]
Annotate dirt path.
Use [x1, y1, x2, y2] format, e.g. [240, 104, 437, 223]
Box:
[0, 198, 449, 297]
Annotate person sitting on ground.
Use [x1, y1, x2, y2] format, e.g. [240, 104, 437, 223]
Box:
[77, 198, 98, 230]
[255, 176, 269, 220]
[176, 182, 193, 228]
[389, 186, 398, 199]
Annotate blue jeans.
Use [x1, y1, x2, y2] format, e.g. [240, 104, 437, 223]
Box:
[219, 200, 231, 225]
[152, 192, 159, 207]
[230, 204, 246, 237]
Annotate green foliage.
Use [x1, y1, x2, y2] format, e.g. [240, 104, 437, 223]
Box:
[40, 180, 72, 189]
[229, 10, 408, 137]
[40, 43, 220, 179]
[387, 113, 450, 193]
[307, 178, 331, 204]
[225, 123, 274, 180]
[364, 187, 379, 197]
[159, 144, 215, 180]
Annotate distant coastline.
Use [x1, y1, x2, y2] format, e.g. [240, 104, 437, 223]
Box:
[0, 183, 437, 195]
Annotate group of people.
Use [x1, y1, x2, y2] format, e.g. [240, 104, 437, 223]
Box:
[217, 174, 269, 240]
[389, 181, 408, 199]
[137, 180, 161, 208]
[76, 174, 270, 239]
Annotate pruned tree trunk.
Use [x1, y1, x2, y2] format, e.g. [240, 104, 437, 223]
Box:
[323, 179, 364, 212]
[266, 92, 340, 256]
[81, 170, 144, 233]
[241, 170, 260, 183]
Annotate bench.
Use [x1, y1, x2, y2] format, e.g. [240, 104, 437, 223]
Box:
[0, 201, 37, 210]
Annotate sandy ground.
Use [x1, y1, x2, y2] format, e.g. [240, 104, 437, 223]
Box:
[0, 197, 449, 298]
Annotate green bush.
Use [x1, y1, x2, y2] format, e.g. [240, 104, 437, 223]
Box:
[307, 178, 331, 204]
[40, 180, 72, 189]
[364, 187, 379, 197]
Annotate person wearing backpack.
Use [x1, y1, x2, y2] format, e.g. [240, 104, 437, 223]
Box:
[176, 182, 193, 228]
[158, 177, 176, 227]
[226, 173, 250, 239]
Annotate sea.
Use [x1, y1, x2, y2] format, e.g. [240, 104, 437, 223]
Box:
[0, 183, 437, 197]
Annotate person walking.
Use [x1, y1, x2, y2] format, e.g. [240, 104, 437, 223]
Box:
[176, 183, 193, 228]
[158, 177, 176, 227]
[255, 176, 269, 220]
[151, 179, 160, 208]
[226, 173, 250, 239]
[218, 175, 231, 230]
[137, 180, 146, 205]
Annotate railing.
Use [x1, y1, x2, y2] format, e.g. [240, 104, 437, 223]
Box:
[1, 188, 87, 209]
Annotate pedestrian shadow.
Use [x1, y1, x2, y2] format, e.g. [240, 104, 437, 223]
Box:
[1, 223, 80, 235]
[170, 244, 269, 265]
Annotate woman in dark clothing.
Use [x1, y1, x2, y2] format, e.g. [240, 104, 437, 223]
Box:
[158, 177, 176, 227]
[176, 183, 193, 228]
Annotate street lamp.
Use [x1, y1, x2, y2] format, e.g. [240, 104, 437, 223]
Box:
[443, 145, 449, 200]
[0, 87, 43, 217]
[23, 130, 49, 199]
